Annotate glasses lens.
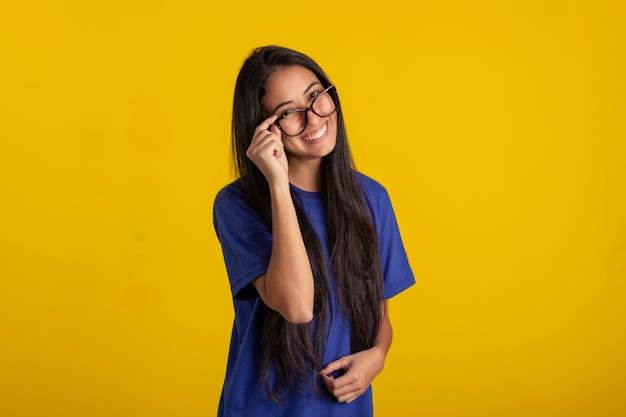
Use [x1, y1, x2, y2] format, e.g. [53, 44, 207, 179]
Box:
[312, 89, 336, 117]
[277, 86, 337, 137]
[278, 111, 306, 136]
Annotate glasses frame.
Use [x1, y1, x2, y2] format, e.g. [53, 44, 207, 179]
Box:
[274, 85, 337, 137]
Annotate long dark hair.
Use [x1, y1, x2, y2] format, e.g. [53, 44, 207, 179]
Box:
[231, 46, 384, 402]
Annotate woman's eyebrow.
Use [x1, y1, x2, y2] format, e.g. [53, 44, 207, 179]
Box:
[302, 81, 321, 95]
[271, 81, 322, 114]
[271, 100, 292, 114]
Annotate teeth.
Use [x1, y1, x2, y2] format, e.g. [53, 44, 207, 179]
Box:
[302, 124, 327, 141]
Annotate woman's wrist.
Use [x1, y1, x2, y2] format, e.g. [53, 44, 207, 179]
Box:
[267, 177, 291, 195]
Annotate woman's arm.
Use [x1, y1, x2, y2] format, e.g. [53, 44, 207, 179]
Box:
[252, 182, 314, 323]
[320, 300, 392, 403]
[247, 116, 314, 324]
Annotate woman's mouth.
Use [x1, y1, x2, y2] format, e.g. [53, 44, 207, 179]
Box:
[301, 123, 327, 142]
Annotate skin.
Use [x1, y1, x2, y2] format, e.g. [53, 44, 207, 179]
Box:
[259, 65, 338, 192]
[321, 301, 392, 403]
[246, 65, 393, 403]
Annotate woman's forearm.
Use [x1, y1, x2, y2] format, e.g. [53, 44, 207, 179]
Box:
[253, 182, 314, 323]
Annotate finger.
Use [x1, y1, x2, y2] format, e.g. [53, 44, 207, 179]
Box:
[328, 381, 364, 403]
[248, 131, 281, 155]
[328, 380, 358, 398]
[320, 356, 350, 376]
[250, 127, 275, 147]
[269, 119, 281, 137]
[254, 115, 279, 135]
[248, 140, 283, 162]
[329, 370, 358, 389]
[326, 378, 358, 397]
[321, 373, 335, 387]
[323, 373, 366, 403]
[250, 120, 281, 152]
[322, 374, 354, 392]
[338, 390, 363, 404]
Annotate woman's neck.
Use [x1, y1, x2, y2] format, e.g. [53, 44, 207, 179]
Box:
[288, 159, 323, 192]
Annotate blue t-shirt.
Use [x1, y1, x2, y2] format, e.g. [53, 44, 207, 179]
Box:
[213, 172, 414, 417]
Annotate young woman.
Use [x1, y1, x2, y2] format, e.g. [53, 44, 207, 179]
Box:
[213, 46, 414, 417]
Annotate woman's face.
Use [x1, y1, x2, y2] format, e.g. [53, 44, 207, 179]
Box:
[261, 65, 337, 164]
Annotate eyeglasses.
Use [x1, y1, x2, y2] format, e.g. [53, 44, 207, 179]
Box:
[274, 85, 337, 137]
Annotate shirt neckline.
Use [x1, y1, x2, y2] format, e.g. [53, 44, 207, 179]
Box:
[290, 182, 322, 199]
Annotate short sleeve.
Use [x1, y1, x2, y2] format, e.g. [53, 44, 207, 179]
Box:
[359, 175, 415, 299]
[213, 184, 272, 300]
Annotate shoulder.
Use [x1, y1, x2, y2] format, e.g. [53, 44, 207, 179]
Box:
[213, 179, 260, 223]
[214, 179, 246, 205]
[355, 171, 391, 203]
[214, 179, 257, 213]
[354, 172, 398, 227]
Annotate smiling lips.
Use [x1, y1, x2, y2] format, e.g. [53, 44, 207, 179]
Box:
[301, 123, 327, 141]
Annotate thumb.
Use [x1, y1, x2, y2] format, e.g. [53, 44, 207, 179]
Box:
[269, 119, 282, 138]
[320, 356, 351, 376]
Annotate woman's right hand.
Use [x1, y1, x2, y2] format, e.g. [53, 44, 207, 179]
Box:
[246, 115, 289, 187]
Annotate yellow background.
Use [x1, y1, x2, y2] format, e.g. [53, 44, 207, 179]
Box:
[1, 1, 624, 416]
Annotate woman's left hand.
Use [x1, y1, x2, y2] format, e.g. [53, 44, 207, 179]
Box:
[320, 346, 386, 403]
